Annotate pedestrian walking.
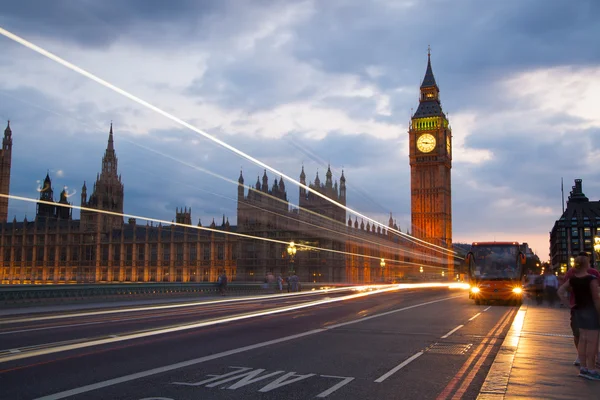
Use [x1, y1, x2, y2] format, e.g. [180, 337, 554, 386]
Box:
[563, 252, 600, 367]
[558, 253, 600, 380]
[544, 269, 559, 306]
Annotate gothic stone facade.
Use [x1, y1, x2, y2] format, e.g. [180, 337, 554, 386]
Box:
[0, 125, 236, 284]
[236, 166, 417, 283]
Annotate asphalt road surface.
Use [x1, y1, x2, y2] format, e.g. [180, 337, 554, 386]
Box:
[0, 285, 518, 400]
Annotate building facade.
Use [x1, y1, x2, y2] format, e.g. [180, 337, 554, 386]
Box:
[550, 179, 600, 271]
[408, 50, 454, 276]
[236, 165, 417, 283]
[0, 125, 237, 284]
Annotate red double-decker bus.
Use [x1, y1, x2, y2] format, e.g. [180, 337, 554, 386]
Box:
[465, 241, 527, 306]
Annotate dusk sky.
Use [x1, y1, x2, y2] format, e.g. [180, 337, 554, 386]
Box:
[1, 0, 599, 261]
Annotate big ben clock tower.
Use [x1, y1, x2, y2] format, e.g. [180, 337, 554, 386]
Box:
[409, 48, 453, 275]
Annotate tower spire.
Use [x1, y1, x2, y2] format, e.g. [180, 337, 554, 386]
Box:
[421, 46, 437, 89]
[108, 121, 114, 151]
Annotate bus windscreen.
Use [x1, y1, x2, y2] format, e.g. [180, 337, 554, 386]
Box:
[470, 244, 522, 280]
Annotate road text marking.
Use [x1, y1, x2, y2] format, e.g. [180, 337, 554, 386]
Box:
[34, 295, 461, 400]
[172, 366, 353, 398]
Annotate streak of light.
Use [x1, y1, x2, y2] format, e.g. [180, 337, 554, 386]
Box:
[0, 286, 355, 325]
[0, 193, 450, 272]
[0, 90, 417, 261]
[0, 283, 463, 363]
[0, 26, 458, 259]
[0, 91, 445, 267]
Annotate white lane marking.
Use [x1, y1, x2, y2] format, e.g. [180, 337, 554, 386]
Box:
[9, 349, 20, 354]
[34, 295, 461, 400]
[0, 288, 354, 324]
[4, 287, 401, 364]
[374, 351, 424, 383]
[441, 324, 464, 339]
[324, 296, 462, 330]
[483, 306, 491, 312]
[468, 312, 481, 321]
[0, 321, 105, 335]
[316, 375, 355, 397]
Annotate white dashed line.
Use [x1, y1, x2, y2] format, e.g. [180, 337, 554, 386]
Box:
[441, 324, 464, 339]
[374, 352, 424, 383]
[468, 312, 481, 321]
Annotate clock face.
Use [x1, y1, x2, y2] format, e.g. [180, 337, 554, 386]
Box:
[417, 133, 436, 153]
[446, 136, 451, 154]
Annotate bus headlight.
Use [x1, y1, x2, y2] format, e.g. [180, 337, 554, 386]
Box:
[470, 286, 480, 294]
[512, 287, 523, 294]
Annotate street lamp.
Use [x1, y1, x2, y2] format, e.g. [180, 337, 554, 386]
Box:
[287, 241, 297, 274]
[570, 257, 575, 269]
[380, 258, 385, 283]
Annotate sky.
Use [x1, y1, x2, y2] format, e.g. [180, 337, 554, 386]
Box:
[1, 0, 599, 262]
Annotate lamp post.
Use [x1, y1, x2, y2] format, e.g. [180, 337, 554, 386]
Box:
[380, 258, 385, 283]
[594, 236, 600, 270]
[287, 241, 297, 274]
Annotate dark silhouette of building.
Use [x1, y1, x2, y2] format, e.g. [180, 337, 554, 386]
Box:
[36, 172, 72, 220]
[0, 121, 12, 223]
[408, 49, 453, 276]
[550, 179, 600, 271]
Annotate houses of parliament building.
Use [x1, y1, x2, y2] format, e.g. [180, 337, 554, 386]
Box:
[0, 121, 416, 285]
[0, 52, 454, 284]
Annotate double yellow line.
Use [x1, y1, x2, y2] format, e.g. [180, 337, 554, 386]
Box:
[436, 308, 516, 400]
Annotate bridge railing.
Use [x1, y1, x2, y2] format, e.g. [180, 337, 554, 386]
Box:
[0, 282, 354, 304]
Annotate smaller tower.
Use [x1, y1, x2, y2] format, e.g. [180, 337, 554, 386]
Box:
[238, 169, 245, 200]
[325, 165, 333, 189]
[81, 181, 87, 206]
[175, 207, 192, 225]
[261, 170, 268, 192]
[339, 170, 346, 205]
[0, 121, 13, 222]
[36, 172, 56, 219]
[56, 187, 72, 220]
[299, 166, 307, 200]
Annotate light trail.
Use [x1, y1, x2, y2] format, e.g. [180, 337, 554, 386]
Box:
[0, 26, 458, 259]
[2, 80, 445, 267]
[0, 193, 450, 271]
[0, 286, 355, 325]
[0, 90, 439, 265]
[0, 282, 467, 364]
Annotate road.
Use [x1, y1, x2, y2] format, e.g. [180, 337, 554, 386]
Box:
[0, 285, 518, 400]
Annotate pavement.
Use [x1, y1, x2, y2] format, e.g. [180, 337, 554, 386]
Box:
[477, 298, 599, 399]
